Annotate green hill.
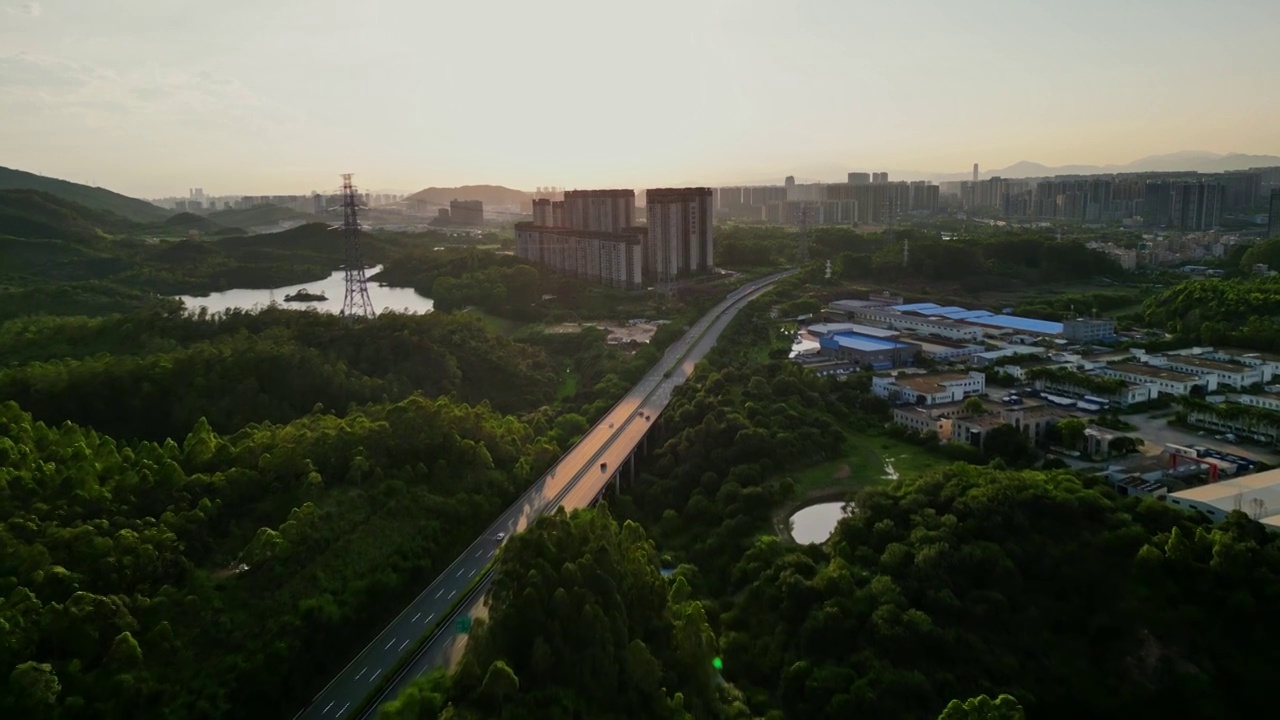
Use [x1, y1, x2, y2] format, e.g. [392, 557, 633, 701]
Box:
[208, 203, 323, 230]
[0, 189, 141, 241]
[157, 212, 245, 236]
[0, 166, 170, 223]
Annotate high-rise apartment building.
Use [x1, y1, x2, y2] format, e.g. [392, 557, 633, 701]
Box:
[872, 172, 889, 184]
[646, 187, 714, 280]
[973, 164, 979, 183]
[847, 172, 871, 185]
[563, 189, 635, 233]
[1268, 189, 1280, 239]
[532, 198, 552, 226]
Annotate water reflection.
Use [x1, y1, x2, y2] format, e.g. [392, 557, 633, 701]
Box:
[789, 501, 851, 544]
[173, 266, 434, 316]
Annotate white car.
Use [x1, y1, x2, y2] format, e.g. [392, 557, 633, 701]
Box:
[495, 532, 506, 541]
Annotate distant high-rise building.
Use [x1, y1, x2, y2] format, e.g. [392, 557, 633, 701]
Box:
[1268, 188, 1280, 239]
[563, 189, 634, 233]
[847, 172, 871, 185]
[532, 198, 552, 226]
[973, 164, 979, 183]
[646, 187, 714, 279]
[872, 172, 888, 184]
[449, 199, 484, 225]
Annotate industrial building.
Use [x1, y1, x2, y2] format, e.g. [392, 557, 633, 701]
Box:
[904, 335, 986, 362]
[1096, 362, 1205, 396]
[817, 332, 919, 370]
[1168, 469, 1280, 532]
[1156, 355, 1262, 389]
[838, 307, 984, 342]
[1062, 318, 1117, 343]
[872, 371, 986, 405]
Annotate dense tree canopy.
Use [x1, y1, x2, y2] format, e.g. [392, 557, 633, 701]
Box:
[716, 465, 1280, 719]
[1144, 276, 1280, 350]
[0, 395, 558, 719]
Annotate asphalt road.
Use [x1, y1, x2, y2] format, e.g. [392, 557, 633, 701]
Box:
[296, 271, 793, 720]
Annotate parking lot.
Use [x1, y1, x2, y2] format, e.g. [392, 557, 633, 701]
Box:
[1125, 411, 1280, 465]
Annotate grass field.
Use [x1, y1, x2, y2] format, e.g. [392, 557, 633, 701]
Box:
[463, 308, 528, 336]
[791, 433, 950, 495]
[556, 370, 579, 401]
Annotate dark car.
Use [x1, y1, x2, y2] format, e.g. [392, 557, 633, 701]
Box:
[600, 462, 608, 473]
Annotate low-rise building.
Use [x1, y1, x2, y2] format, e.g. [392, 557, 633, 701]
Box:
[1204, 348, 1280, 383]
[1062, 318, 1118, 343]
[1235, 392, 1280, 413]
[1097, 362, 1205, 396]
[873, 371, 986, 405]
[1027, 369, 1154, 407]
[971, 346, 1047, 367]
[843, 307, 984, 342]
[1168, 469, 1280, 531]
[817, 332, 920, 370]
[806, 322, 900, 339]
[1156, 355, 1262, 389]
[901, 335, 986, 362]
[950, 403, 1067, 448]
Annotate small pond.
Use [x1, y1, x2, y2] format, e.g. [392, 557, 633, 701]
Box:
[172, 266, 434, 316]
[789, 501, 853, 544]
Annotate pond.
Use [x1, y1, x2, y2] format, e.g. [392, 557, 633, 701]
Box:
[172, 266, 434, 316]
[789, 501, 853, 544]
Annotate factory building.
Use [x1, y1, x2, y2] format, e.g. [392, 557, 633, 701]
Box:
[817, 332, 920, 370]
[1168, 469, 1280, 532]
[872, 371, 986, 405]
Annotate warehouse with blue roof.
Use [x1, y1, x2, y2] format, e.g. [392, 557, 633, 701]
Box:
[818, 332, 920, 370]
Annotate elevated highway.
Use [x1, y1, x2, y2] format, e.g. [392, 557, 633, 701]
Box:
[297, 270, 793, 720]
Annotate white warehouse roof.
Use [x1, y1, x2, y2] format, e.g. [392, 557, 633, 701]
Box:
[1170, 469, 1280, 527]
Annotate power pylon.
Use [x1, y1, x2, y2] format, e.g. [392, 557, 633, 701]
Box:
[339, 173, 376, 320]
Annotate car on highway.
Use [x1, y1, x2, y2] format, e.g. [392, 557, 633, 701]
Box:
[600, 462, 608, 473]
[495, 532, 505, 541]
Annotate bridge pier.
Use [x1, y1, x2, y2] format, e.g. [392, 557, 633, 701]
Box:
[629, 452, 635, 483]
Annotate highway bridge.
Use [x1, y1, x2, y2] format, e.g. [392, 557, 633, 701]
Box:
[296, 270, 794, 720]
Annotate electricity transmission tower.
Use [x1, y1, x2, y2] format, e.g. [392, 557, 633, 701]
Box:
[339, 173, 376, 320]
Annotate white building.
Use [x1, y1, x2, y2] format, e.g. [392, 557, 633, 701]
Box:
[1168, 470, 1280, 532]
[1235, 392, 1280, 412]
[646, 187, 714, 279]
[873, 371, 986, 405]
[1204, 348, 1280, 383]
[1156, 355, 1262, 389]
[1097, 362, 1205, 396]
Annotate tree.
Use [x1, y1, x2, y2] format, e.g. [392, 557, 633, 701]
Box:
[1057, 418, 1087, 450]
[938, 694, 1026, 720]
[961, 397, 987, 415]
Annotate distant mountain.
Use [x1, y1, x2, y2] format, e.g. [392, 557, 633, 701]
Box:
[405, 184, 532, 208]
[159, 212, 246, 237]
[0, 189, 141, 241]
[0, 166, 170, 222]
[963, 152, 1280, 181]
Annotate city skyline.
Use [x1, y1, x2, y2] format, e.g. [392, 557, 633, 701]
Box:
[2, 0, 1279, 197]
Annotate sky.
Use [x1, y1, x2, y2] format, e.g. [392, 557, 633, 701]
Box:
[2, 0, 1278, 197]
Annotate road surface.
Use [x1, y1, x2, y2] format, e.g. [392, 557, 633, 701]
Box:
[296, 271, 792, 720]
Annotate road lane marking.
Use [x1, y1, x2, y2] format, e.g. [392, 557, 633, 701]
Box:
[426, 613, 435, 622]
[457, 569, 464, 577]
[412, 612, 420, 621]
[355, 667, 367, 679]
[385, 639, 395, 650]
[436, 590, 443, 598]
[400, 638, 411, 650]
[487, 549, 494, 557]
[469, 569, 476, 577]
[449, 590, 456, 599]
[323, 701, 334, 714]
[476, 549, 483, 557]
[340, 703, 350, 714]
[369, 668, 382, 682]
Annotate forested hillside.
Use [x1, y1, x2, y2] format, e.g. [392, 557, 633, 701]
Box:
[0, 166, 170, 223]
[0, 395, 562, 720]
[1143, 276, 1280, 349]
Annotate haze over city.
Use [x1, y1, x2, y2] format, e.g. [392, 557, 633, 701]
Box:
[2, 0, 1279, 196]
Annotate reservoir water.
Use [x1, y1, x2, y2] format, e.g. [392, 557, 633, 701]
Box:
[789, 501, 852, 544]
[173, 266, 434, 316]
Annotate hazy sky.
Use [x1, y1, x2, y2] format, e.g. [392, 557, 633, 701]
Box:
[2, 0, 1278, 197]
